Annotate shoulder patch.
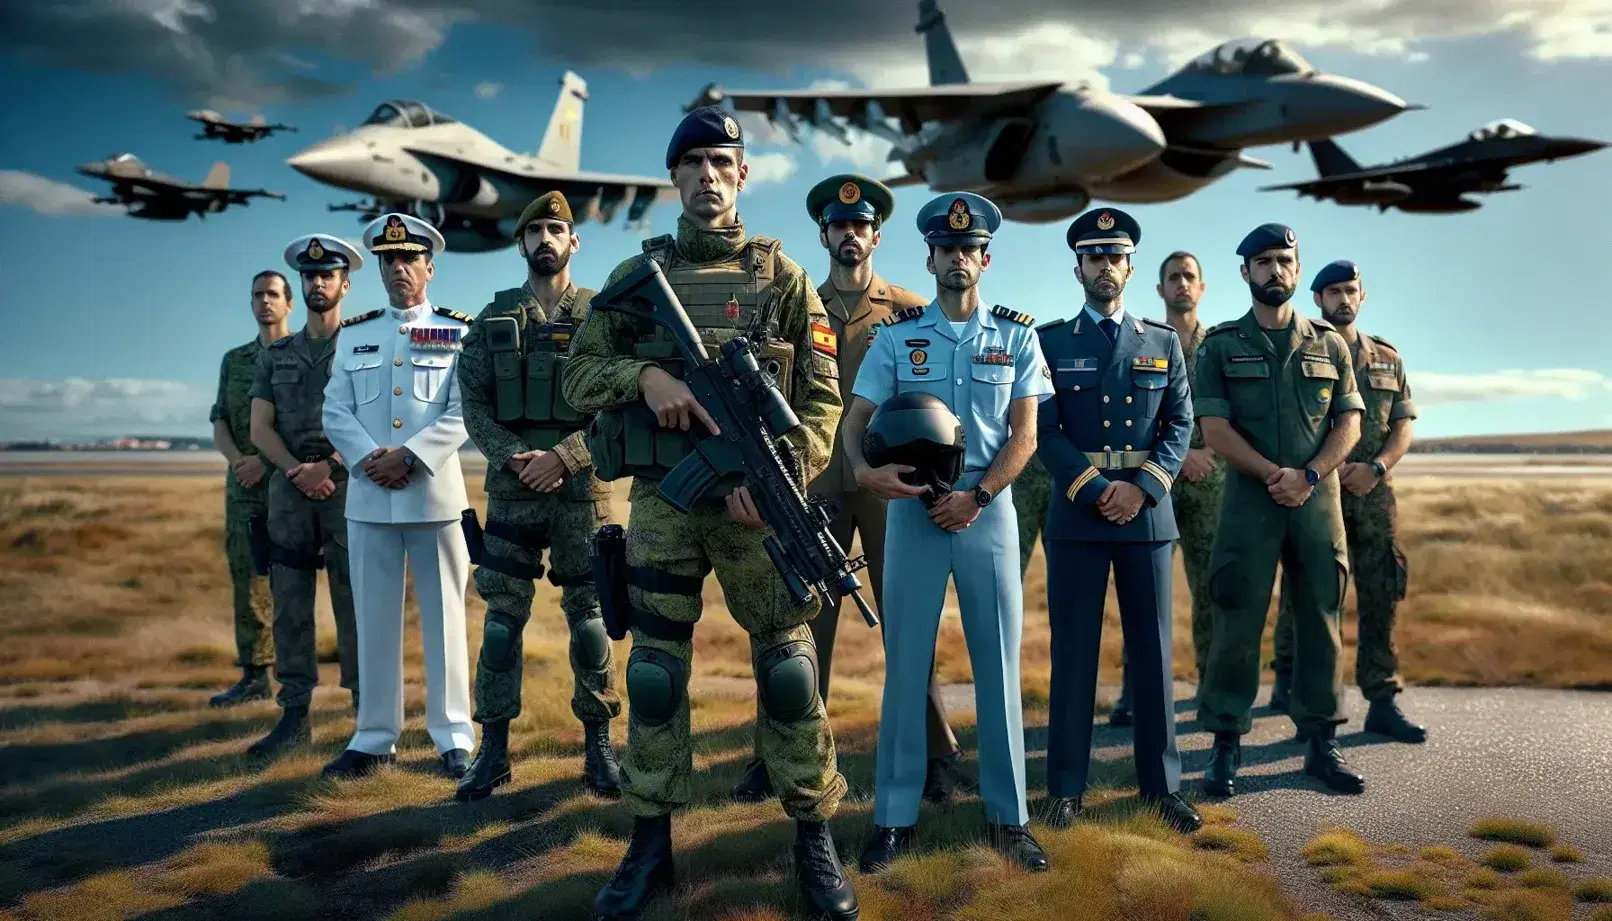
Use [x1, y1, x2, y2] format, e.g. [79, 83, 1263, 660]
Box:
[1142, 316, 1175, 332]
[340, 309, 383, 329]
[991, 305, 1034, 326]
[433, 306, 474, 324]
[1368, 334, 1398, 352]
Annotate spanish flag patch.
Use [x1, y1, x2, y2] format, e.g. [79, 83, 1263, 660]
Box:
[812, 322, 838, 358]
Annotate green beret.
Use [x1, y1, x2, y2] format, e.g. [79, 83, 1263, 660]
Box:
[514, 191, 573, 239]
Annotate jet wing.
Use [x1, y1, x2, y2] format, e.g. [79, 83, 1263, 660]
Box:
[405, 149, 675, 219]
[704, 81, 1065, 127]
[1257, 160, 1462, 192]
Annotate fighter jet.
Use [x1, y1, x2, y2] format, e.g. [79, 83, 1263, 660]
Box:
[186, 110, 298, 143]
[76, 154, 286, 220]
[1259, 118, 1610, 213]
[286, 71, 676, 253]
[689, 0, 1416, 222]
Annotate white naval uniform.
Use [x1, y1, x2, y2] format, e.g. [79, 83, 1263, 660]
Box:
[322, 298, 474, 756]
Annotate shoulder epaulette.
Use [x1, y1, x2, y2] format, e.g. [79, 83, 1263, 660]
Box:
[340, 309, 383, 329]
[1310, 316, 1336, 331]
[1035, 318, 1067, 333]
[640, 234, 674, 268]
[991, 305, 1034, 326]
[887, 305, 924, 325]
[434, 306, 474, 324]
[1205, 320, 1238, 337]
[266, 333, 296, 349]
[1368, 334, 1398, 351]
[1142, 316, 1174, 332]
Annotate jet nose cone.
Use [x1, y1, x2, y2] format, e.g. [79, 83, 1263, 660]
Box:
[1551, 137, 1610, 158]
[287, 140, 361, 184]
[1061, 93, 1166, 179]
[1296, 74, 1413, 135]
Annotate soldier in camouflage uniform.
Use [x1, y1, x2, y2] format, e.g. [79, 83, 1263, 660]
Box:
[207, 271, 290, 707]
[244, 234, 364, 758]
[1271, 260, 1424, 743]
[454, 191, 623, 802]
[1014, 435, 1052, 576]
[565, 108, 857, 921]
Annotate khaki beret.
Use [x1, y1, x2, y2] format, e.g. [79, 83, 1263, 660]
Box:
[514, 191, 574, 238]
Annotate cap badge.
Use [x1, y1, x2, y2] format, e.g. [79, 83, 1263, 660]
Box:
[306, 238, 325, 261]
[383, 216, 407, 242]
[1096, 211, 1115, 231]
[1284, 227, 1297, 246]
[947, 198, 971, 230]
[722, 116, 740, 139]
[548, 198, 561, 214]
[838, 182, 860, 204]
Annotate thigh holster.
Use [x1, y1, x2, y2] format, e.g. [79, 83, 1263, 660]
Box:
[479, 518, 548, 581]
[268, 540, 324, 572]
[626, 565, 702, 642]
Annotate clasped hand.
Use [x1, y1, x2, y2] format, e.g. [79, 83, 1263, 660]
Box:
[509, 450, 567, 493]
[1180, 447, 1217, 484]
[1266, 467, 1314, 507]
[361, 447, 414, 489]
[231, 454, 266, 489]
[1096, 481, 1145, 524]
[1337, 461, 1382, 496]
[287, 460, 335, 499]
[928, 488, 980, 532]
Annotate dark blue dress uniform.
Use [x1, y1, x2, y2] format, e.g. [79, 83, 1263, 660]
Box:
[1036, 208, 1194, 811]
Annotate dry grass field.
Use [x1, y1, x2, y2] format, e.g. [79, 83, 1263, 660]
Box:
[2, 473, 1610, 920]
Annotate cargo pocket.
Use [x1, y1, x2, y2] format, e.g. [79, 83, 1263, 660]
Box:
[1223, 357, 1272, 419]
[1300, 358, 1340, 422]
[970, 361, 1014, 420]
[1391, 541, 1408, 601]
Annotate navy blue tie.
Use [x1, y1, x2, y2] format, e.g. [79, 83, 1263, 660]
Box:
[1100, 317, 1118, 344]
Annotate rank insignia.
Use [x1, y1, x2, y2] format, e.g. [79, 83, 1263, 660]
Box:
[838, 182, 860, 204]
[910, 348, 927, 366]
[352, 344, 378, 354]
[725, 296, 741, 320]
[811, 321, 838, 358]
[973, 346, 1014, 366]
[1133, 356, 1168, 371]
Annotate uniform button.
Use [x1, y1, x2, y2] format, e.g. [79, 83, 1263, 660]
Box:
[1103, 445, 1112, 451]
[399, 326, 408, 334]
[1103, 395, 1110, 403]
[393, 419, 402, 428]
[1125, 444, 1133, 450]
[1103, 420, 1111, 428]
[1125, 420, 1133, 427]
[1072, 385, 1081, 391]
[393, 386, 402, 395]
[1125, 396, 1133, 404]
[394, 358, 403, 367]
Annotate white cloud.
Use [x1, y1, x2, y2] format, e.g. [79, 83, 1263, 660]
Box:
[473, 80, 501, 99]
[742, 151, 799, 184]
[0, 171, 123, 217]
[0, 378, 215, 441]
[1412, 369, 1612, 406]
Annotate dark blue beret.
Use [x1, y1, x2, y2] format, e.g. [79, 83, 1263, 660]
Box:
[665, 105, 744, 170]
[1237, 222, 1298, 258]
[1066, 207, 1141, 254]
[916, 191, 1000, 245]
[1311, 260, 1361, 292]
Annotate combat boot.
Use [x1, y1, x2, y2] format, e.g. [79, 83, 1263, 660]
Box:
[583, 720, 623, 797]
[1304, 728, 1365, 794]
[246, 705, 310, 757]
[594, 814, 675, 919]
[1270, 671, 1292, 713]
[1202, 732, 1241, 797]
[210, 665, 270, 708]
[1363, 695, 1427, 743]
[1044, 795, 1084, 829]
[987, 823, 1050, 871]
[731, 757, 774, 803]
[1108, 666, 1133, 727]
[794, 820, 858, 921]
[456, 720, 512, 802]
[857, 825, 915, 873]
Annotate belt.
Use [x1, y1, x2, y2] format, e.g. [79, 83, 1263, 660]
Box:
[1084, 450, 1148, 469]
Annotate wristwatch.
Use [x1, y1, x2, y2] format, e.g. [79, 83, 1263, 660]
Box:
[403, 453, 416, 469]
[1304, 467, 1320, 486]
[1371, 460, 1388, 478]
[972, 485, 994, 507]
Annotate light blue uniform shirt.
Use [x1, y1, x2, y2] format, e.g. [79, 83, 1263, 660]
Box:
[853, 300, 1054, 474]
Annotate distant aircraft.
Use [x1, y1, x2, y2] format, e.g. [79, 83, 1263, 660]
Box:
[1259, 118, 1610, 213]
[285, 71, 676, 252]
[186, 110, 298, 144]
[76, 154, 286, 220]
[688, 0, 1417, 222]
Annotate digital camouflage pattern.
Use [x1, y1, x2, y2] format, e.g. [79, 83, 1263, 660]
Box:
[458, 282, 620, 725]
[1013, 453, 1050, 576]
[1171, 319, 1224, 678]
[211, 339, 273, 667]
[1273, 333, 1414, 700]
[563, 216, 845, 822]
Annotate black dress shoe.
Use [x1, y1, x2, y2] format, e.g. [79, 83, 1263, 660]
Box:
[1270, 671, 1292, 713]
[987, 823, 1049, 871]
[730, 757, 774, 803]
[210, 665, 270, 708]
[857, 825, 915, 873]
[922, 758, 955, 803]
[1363, 696, 1427, 743]
[322, 748, 395, 779]
[456, 720, 512, 802]
[594, 814, 675, 920]
[246, 705, 310, 757]
[1202, 732, 1241, 797]
[1304, 732, 1365, 794]
[1044, 795, 1083, 829]
[441, 748, 470, 778]
[794, 821, 859, 921]
[1143, 792, 1203, 834]
[583, 720, 623, 797]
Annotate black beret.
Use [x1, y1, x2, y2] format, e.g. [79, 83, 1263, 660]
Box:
[1311, 260, 1361, 292]
[666, 106, 744, 170]
[1237, 222, 1298, 258]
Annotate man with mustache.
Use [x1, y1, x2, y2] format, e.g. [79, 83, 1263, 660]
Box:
[1033, 208, 1201, 834]
[726, 173, 963, 807]
[244, 238, 365, 757]
[453, 191, 623, 802]
[206, 271, 288, 708]
[1269, 261, 1425, 743]
[1193, 224, 1367, 798]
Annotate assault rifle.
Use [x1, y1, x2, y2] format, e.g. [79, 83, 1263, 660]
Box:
[589, 258, 878, 628]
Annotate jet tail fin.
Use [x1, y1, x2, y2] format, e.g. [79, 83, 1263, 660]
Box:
[1309, 139, 1361, 177]
[536, 70, 588, 172]
[916, 0, 969, 85]
[202, 162, 230, 188]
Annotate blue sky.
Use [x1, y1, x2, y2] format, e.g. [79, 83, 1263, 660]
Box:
[2, 3, 1611, 440]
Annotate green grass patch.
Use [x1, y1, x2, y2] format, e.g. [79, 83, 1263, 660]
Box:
[1480, 844, 1532, 872]
[1363, 869, 1442, 901]
[1590, 906, 1612, 921]
[1469, 818, 1557, 848]
[1302, 829, 1371, 867]
[1517, 868, 1568, 890]
[1190, 826, 1268, 863]
[1547, 843, 1583, 863]
[1577, 878, 1612, 904]
[1420, 846, 1470, 868]
[1481, 888, 1574, 921]
[1468, 867, 1507, 890]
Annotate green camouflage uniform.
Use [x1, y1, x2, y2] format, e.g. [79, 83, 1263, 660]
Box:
[1171, 319, 1225, 678]
[1013, 453, 1051, 576]
[250, 329, 360, 709]
[457, 282, 621, 725]
[211, 339, 275, 668]
[562, 215, 847, 822]
[1273, 332, 1414, 701]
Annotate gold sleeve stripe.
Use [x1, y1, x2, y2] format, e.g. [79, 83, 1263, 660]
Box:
[1067, 467, 1099, 501]
[1140, 460, 1174, 494]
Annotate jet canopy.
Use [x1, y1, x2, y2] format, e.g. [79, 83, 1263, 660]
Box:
[361, 100, 459, 129]
[1468, 119, 1536, 142]
[1178, 38, 1314, 77]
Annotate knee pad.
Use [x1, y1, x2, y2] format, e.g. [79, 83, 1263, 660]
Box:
[572, 616, 612, 670]
[755, 640, 820, 723]
[626, 647, 685, 728]
[480, 612, 522, 671]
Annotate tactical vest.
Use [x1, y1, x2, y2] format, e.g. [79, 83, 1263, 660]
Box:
[488, 286, 592, 451]
[592, 234, 792, 483]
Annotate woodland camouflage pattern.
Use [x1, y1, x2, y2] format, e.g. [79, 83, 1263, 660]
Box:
[1172, 319, 1223, 677]
[1014, 454, 1050, 576]
[211, 339, 273, 667]
[563, 216, 845, 822]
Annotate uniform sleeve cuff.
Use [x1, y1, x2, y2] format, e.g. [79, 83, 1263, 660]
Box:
[1391, 400, 1417, 420]
[1066, 468, 1111, 506]
[1138, 461, 1173, 504]
[555, 430, 591, 472]
[1334, 392, 1367, 414]
[1194, 397, 1231, 419]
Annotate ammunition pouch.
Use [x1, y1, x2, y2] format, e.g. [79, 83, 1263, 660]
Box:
[588, 402, 696, 483]
[246, 515, 271, 576]
[591, 524, 631, 641]
[477, 518, 548, 581]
